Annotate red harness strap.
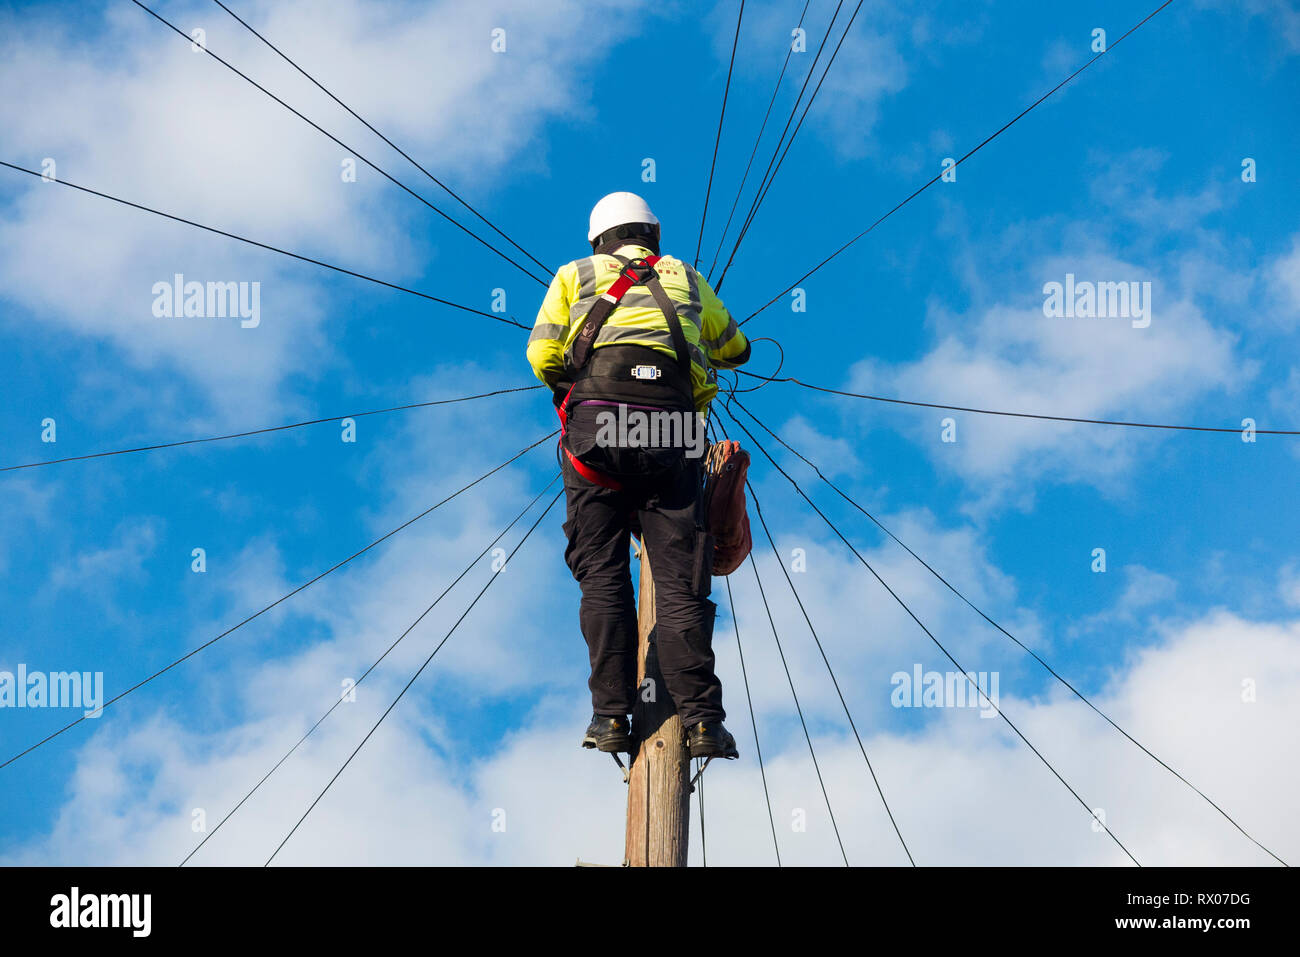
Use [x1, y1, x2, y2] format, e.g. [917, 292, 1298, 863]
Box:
[557, 384, 622, 490]
[557, 255, 664, 491]
[602, 254, 662, 300]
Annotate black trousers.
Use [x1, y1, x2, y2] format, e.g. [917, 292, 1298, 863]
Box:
[561, 454, 724, 727]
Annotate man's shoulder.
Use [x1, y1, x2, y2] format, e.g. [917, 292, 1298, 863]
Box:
[557, 253, 615, 275]
[556, 250, 700, 281]
[651, 253, 693, 276]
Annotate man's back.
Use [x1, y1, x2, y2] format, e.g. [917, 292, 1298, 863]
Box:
[527, 242, 749, 410]
[534, 191, 745, 764]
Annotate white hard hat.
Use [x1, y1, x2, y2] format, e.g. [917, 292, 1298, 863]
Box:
[588, 191, 659, 242]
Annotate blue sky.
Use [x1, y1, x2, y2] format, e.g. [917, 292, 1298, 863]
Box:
[1, 0, 1297, 866]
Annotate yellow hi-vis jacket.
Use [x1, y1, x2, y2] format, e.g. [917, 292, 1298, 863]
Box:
[527, 243, 750, 410]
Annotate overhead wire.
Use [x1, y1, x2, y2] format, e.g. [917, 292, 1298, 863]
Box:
[743, 548, 849, 866]
[0, 161, 528, 330]
[697, 756, 707, 867]
[1, 385, 544, 473]
[130, 0, 549, 287]
[706, 0, 813, 282]
[732, 369, 1300, 434]
[708, 417, 781, 865]
[735, 461, 915, 864]
[264, 486, 565, 865]
[724, 575, 782, 865]
[714, 0, 846, 287]
[746, 477, 915, 865]
[712, 417, 849, 864]
[740, 0, 1177, 324]
[722, 408, 1142, 865]
[715, 0, 864, 292]
[179, 472, 561, 866]
[714, 0, 849, 292]
[731, 396, 1290, 867]
[695, 0, 746, 269]
[0, 430, 557, 771]
[8, 0, 1257, 869]
[721, 338, 783, 396]
[208, 0, 551, 277]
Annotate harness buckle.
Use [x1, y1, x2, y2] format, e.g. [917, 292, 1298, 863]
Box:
[619, 257, 658, 286]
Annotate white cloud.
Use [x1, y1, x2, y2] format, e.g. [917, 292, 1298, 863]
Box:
[0, 0, 629, 422]
[1069, 564, 1178, 641]
[6, 602, 1295, 866]
[715, 0, 909, 164]
[848, 250, 1241, 504]
[808, 12, 908, 159]
[1087, 149, 1227, 237]
[1115, 564, 1178, 615]
[2, 3, 1295, 874]
[0, 477, 60, 577]
[1267, 235, 1300, 328]
[1196, 0, 1300, 55]
[1280, 565, 1300, 609]
[772, 414, 865, 481]
[47, 518, 158, 587]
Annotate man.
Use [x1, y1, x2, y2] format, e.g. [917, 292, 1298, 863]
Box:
[527, 191, 750, 759]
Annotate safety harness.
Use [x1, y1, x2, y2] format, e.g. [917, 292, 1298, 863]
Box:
[557, 254, 694, 489]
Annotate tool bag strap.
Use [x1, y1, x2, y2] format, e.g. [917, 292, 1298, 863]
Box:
[568, 254, 693, 384]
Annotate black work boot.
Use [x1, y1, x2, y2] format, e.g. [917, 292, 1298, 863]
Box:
[685, 721, 739, 760]
[581, 714, 633, 753]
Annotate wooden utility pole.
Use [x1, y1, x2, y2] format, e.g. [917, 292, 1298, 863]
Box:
[624, 546, 691, 867]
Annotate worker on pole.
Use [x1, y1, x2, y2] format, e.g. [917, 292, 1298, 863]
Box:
[527, 192, 750, 760]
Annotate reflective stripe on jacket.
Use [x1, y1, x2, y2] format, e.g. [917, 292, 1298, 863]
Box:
[527, 243, 750, 410]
